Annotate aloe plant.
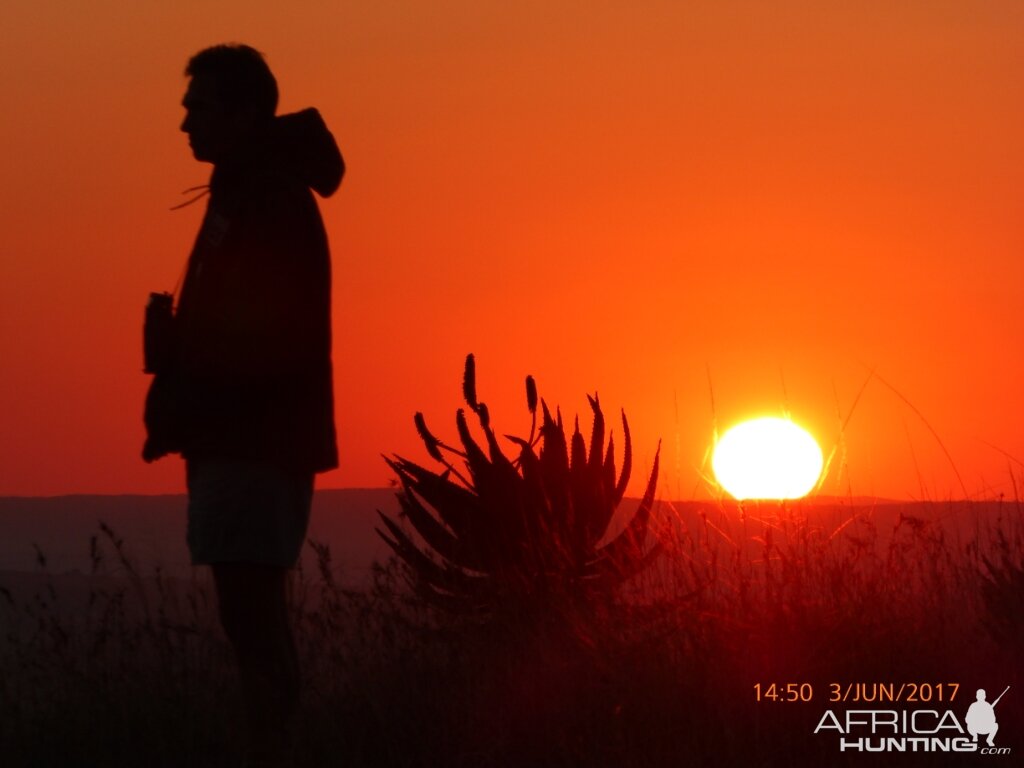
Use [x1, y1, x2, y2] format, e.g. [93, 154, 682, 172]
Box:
[377, 355, 661, 613]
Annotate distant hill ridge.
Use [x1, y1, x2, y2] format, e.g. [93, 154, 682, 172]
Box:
[0, 488, 399, 579]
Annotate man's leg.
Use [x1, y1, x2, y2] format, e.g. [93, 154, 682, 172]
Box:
[213, 562, 299, 762]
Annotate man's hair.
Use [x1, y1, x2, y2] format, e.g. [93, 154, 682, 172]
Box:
[185, 44, 278, 119]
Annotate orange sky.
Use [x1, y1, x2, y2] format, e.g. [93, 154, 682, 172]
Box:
[1, 1, 1022, 499]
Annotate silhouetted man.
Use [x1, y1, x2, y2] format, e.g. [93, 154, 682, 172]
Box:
[143, 43, 343, 767]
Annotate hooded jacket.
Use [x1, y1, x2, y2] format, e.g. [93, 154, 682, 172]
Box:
[144, 108, 342, 473]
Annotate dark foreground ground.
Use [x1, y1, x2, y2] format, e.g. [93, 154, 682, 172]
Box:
[1, 494, 1022, 767]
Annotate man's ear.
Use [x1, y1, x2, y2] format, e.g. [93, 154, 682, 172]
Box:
[231, 103, 270, 134]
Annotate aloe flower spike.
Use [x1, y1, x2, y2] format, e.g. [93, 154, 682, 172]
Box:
[526, 375, 538, 444]
[463, 353, 478, 409]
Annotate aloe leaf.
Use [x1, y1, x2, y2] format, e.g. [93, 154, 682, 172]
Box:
[504, 434, 532, 452]
[392, 476, 486, 571]
[570, 417, 586, 470]
[574, 434, 617, 542]
[614, 410, 633, 505]
[595, 443, 660, 572]
[509, 433, 559, 567]
[457, 404, 532, 571]
[570, 459, 610, 564]
[538, 406, 570, 518]
[477, 407, 518, 471]
[387, 456, 477, 537]
[539, 407, 569, 479]
[602, 434, 617, 498]
[375, 514, 479, 593]
[587, 394, 605, 475]
[456, 408, 491, 480]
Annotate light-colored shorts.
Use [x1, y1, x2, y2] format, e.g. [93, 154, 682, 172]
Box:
[185, 458, 314, 567]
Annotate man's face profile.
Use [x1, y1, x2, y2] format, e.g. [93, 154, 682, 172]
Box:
[180, 75, 248, 164]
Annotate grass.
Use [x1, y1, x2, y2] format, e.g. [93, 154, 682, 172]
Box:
[1, 495, 1022, 767]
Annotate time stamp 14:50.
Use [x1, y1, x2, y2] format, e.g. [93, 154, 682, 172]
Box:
[754, 683, 961, 704]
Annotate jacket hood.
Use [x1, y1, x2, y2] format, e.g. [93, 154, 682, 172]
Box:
[267, 108, 345, 197]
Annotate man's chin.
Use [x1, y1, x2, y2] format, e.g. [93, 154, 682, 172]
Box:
[189, 144, 214, 163]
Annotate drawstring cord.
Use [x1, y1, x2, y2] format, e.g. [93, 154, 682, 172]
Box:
[169, 184, 210, 211]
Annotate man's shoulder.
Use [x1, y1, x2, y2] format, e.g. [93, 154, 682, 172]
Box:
[214, 162, 313, 221]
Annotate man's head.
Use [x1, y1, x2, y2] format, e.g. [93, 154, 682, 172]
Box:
[977, 689, 987, 701]
[180, 44, 278, 163]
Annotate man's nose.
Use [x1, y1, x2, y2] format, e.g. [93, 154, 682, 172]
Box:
[180, 112, 191, 133]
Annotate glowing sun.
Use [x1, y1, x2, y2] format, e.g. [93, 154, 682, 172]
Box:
[712, 417, 823, 500]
